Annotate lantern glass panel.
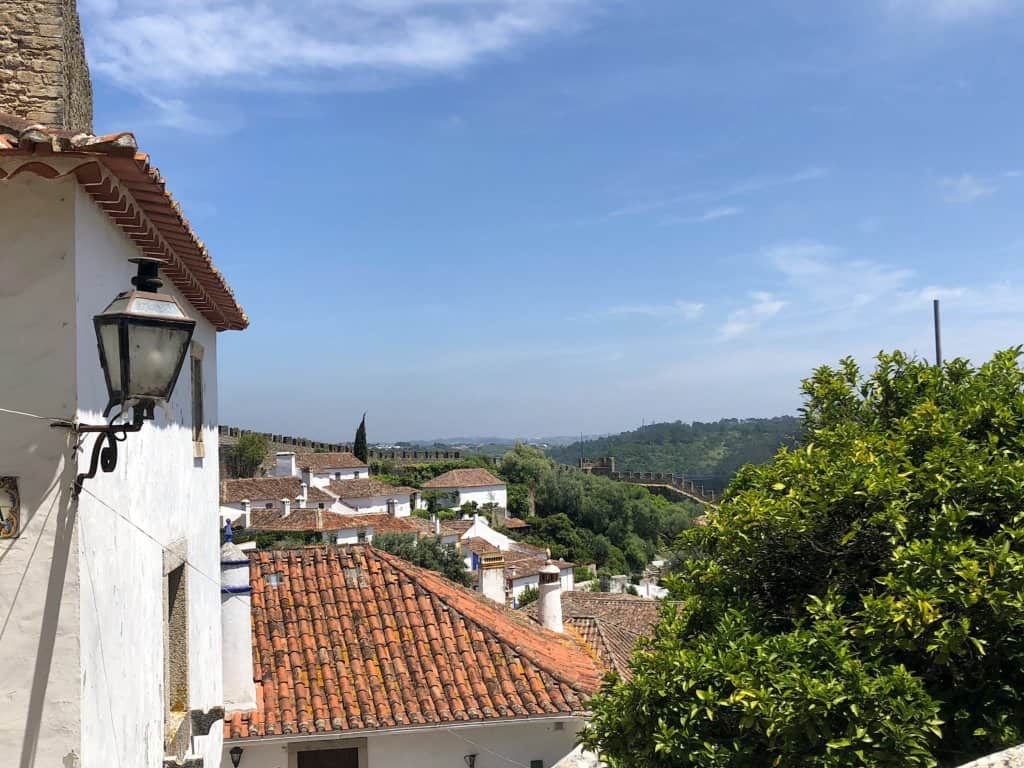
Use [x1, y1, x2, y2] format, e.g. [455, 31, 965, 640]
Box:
[97, 320, 123, 400]
[125, 322, 193, 400]
[127, 295, 187, 318]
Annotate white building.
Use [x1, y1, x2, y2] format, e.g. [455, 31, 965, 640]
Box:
[421, 468, 508, 510]
[220, 476, 342, 524]
[328, 477, 420, 516]
[270, 451, 368, 488]
[220, 546, 603, 768]
[0, 88, 247, 768]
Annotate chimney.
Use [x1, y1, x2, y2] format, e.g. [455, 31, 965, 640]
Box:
[0, 0, 93, 131]
[240, 499, 251, 529]
[299, 482, 308, 506]
[221, 525, 257, 712]
[275, 452, 297, 477]
[301, 466, 313, 488]
[315, 508, 324, 532]
[538, 561, 564, 633]
[281, 498, 291, 517]
[431, 513, 440, 536]
[478, 552, 506, 605]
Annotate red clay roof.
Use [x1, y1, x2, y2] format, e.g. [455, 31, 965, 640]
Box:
[328, 478, 417, 500]
[460, 537, 500, 556]
[225, 546, 603, 740]
[297, 452, 368, 472]
[221, 477, 333, 505]
[239, 509, 355, 533]
[0, 112, 246, 331]
[505, 554, 573, 579]
[525, 593, 662, 681]
[503, 517, 529, 529]
[422, 469, 504, 489]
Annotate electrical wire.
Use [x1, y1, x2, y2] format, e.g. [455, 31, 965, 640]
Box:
[0, 405, 75, 423]
[444, 726, 539, 768]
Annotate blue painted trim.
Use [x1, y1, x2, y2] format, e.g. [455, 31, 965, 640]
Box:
[222, 585, 253, 595]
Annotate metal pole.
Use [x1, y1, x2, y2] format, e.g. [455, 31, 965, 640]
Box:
[933, 299, 942, 367]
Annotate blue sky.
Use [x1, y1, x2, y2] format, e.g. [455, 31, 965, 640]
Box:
[80, 0, 1024, 441]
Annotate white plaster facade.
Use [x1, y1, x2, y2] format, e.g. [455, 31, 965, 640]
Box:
[455, 484, 508, 509]
[335, 493, 413, 517]
[224, 718, 586, 768]
[510, 567, 574, 606]
[0, 169, 232, 767]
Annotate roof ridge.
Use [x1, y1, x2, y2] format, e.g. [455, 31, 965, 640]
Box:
[370, 547, 604, 695]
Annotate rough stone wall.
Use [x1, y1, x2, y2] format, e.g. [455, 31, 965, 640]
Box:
[0, 0, 93, 131]
[958, 745, 1024, 768]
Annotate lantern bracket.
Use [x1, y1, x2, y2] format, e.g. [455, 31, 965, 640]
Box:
[72, 401, 154, 497]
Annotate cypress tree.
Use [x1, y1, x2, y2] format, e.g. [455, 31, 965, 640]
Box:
[353, 413, 368, 463]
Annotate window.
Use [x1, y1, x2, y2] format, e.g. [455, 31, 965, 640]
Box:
[357, 528, 367, 543]
[386, 499, 397, 516]
[298, 749, 358, 768]
[318, 502, 325, 510]
[190, 343, 204, 458]
[354, 471, 362, 479]
[265, 502, 274, 510]
[163, 543, 190, 754]
[531, 761, 544, 768]
[335, 472, 341, 480]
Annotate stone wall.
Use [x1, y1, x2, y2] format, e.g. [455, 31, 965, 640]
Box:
[0, 0, 93, 131]
[958, 745, 1024, 768]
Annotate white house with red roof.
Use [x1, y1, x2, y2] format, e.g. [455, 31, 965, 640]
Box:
[219, 545, 603, 768]
[270, 450, 369, 488]
[422, 468, 508, 510]
[0, 12, 245, 767]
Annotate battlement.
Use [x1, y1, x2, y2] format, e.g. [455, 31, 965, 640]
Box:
[579, 456, 717, 503]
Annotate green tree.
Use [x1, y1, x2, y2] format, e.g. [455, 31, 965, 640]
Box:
[373, 533, 471, 586]
[517, 585, 540, 607]
[353, 413, 368, 463]
[501, 443, 549, 516]
[583, 350, 1024, 768]
[234, 432, 269, 477]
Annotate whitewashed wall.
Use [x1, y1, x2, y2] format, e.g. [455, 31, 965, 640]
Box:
[73, 183, 224, 768]
[457, 485, 508, 509]
[0, 175, 83, 768]
[510, 568, 574, 605]
[460, 517, 511, 549]
[340, 494, 413, 516]
[310, 468, 364, 487]
[223, 718, 585, 768]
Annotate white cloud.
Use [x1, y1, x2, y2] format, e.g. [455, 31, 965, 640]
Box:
[888, 0, 1012, 21]
[719, 292, 786, 340]
[664, 206, 742, 225]
[80, 0, 593, 89]
[940, 174, 995, 203]
[610, 166, 827, 218]
[604, 300, 706, 320]
[767, 241, 914, 310]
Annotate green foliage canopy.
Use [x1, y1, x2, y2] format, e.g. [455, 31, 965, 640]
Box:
[373, 533, 471, 586]
[234, 432, 269, 478]
[583, 350, 1024, 767]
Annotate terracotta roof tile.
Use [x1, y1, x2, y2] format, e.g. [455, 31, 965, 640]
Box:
[239, 508, 357, 533]
[328, 478, 417, 500]
[226, 546, 603, 740]
[460, 537, 500, 556]
[297, 452, 368, 472]
[422, 469, 504, 489]
[526, 593, 662, 681]
[505, 554, 573, 579]
[502, 517, 529, 529]
[0, 112, 246, 330]
[221, 477, 333, 504]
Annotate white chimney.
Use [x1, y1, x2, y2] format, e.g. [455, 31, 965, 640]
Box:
[275, 452, 297, 477]
[240, 499, 251, 529]
[221, 529, 257, 712]
[538, 561, 564, 633]
[479, 552, 506, 604]
[281, 498, 291, 517]
[432, 514, 440, 536]
[300, 482, 309, 506]
[302, 466, 313, 488]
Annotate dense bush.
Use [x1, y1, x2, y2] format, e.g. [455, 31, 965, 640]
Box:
[583, 350, 1024, 767]
[373, 533, 471, 586]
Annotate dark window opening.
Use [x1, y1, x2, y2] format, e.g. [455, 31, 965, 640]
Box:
[298, 748, 359, 768]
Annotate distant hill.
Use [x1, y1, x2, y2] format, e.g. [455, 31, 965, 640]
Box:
[546, 416, 802, 493]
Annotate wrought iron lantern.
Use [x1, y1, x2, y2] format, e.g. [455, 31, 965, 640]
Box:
[72, 258, 195, 495]
[94, 259, 196, 416]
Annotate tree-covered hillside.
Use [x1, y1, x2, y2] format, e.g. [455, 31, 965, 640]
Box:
[548, 416, 801, 492]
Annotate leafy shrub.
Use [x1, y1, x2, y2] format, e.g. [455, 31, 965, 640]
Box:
[583, 350, 1024, 767]
[518, 586, 540, 607]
